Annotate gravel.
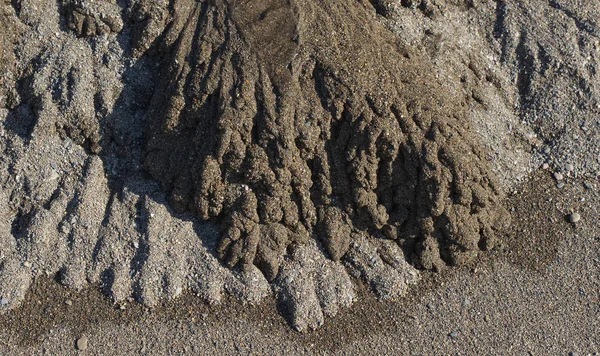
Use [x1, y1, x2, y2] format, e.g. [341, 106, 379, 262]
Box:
[554, 172, 565, 181]
[570, 213, 582, 224]
[76, 336, 88, 351]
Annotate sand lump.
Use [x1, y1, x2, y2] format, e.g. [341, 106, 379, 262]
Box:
[143, 0, 507, 276]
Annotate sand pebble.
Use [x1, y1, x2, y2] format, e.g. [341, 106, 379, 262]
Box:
[76, 336, 88, 350]
[569, 213, 581, 223]
[0, 298, 9, 306]
[553, 172, 564, 181]
[565, 163, 574, 172]
[557, 182, 565, 189]
[174, 286, 183, 297]
[65, 300, 73, 306]
[448, 330, 459, 338]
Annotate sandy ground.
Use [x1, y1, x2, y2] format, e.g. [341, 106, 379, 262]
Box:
[2, 0, 600, 354]
[0, 171, 598, 354]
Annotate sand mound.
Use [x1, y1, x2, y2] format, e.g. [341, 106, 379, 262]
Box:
[143, 0, 507, 277]
[15, 0, 600, 330]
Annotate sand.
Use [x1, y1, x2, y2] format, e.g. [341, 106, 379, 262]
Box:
[0, 172, 598, 354]
[1, 0, 600, 354]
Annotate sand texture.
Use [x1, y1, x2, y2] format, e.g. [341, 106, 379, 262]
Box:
[0, 0, 599, 353]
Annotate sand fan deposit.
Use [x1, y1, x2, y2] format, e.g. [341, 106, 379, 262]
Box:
[6, 0, 598, 331]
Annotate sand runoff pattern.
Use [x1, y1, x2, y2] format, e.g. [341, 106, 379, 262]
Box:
[1, 0, 597, 331]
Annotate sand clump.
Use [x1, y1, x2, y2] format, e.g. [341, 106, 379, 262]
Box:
[143, 0, 508, 277]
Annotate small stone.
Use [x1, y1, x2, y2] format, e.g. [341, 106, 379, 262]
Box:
[557, 182, 565, 189]
[565, 163, 574, 172]
[462, 298, 471, 307]
[65, 300, 73, 306]
[47, 171, 60, 182]
[553, 172, 564, 181]
[569, 213, 581, 223]
[448, 330, 459, 338]
[174, 287, 183, 297]
[584, 181, 594, 190]
[76, 336, 88, 351]
[542, 163, 549, 169]
[0, 298, 9, 306]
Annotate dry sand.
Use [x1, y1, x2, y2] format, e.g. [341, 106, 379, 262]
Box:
[1, 0, 600, 354]
[1, 172, 599, 354]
